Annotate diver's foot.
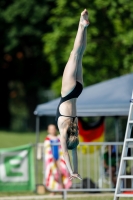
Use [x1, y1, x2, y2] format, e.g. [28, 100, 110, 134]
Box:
[80, 9, 89, 27]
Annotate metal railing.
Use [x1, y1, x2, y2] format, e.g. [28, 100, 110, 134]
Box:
[37, 142, 125, 199]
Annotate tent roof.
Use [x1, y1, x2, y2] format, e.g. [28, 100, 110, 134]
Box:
[34, 73, 133, 117]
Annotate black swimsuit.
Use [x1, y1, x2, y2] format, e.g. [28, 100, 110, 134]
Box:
[55, 81, 83, 123]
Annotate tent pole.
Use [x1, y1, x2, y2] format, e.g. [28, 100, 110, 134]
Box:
[115, 116, 119, 142]
[114, 116, 120, 175]
[35, 116, 40, 192]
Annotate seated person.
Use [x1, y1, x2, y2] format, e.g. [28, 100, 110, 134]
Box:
[44, 124, 72, 191]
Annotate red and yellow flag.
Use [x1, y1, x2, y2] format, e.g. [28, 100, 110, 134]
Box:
[78, 117, 105, 153]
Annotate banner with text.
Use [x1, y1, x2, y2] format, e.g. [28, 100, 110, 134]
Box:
[0, 144, 35, 192]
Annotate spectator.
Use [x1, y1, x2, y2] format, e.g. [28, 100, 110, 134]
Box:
[103, 145, 120, 187]
[44, 124, 72, 193]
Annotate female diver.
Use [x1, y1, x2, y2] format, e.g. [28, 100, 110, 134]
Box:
[56, 9, 89, 181]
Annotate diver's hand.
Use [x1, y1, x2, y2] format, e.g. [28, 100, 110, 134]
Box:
[69, 173, 82, 181]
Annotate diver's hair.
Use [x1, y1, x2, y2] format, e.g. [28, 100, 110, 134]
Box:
[66, 121, 79, 150]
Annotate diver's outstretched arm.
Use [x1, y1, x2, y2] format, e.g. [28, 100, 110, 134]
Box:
[59, 127, 73, 175]
[60, 129, 82, 180]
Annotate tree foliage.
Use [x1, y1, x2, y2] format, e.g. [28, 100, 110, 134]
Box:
[0, 0, 55, 130]
[43, 0, 133, 95]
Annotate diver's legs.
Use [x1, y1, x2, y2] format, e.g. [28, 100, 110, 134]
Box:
[61, 9, 89, 97]
[76, 27, 87, 83]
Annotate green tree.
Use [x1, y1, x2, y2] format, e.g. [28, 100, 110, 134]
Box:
[0, 0, 55, 130]
[43, 0, 133, 95]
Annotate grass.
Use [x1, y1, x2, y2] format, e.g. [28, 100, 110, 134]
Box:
[0, 130, 47, 148]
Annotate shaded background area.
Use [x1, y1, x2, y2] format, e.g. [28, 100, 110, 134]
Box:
[0, 0, 133, 133]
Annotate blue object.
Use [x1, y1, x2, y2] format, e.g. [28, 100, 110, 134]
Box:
[50, 139, 59, 160]
[112, 145, 116, 153]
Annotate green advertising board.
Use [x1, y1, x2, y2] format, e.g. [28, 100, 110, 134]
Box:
[0, 144, 35, 192]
